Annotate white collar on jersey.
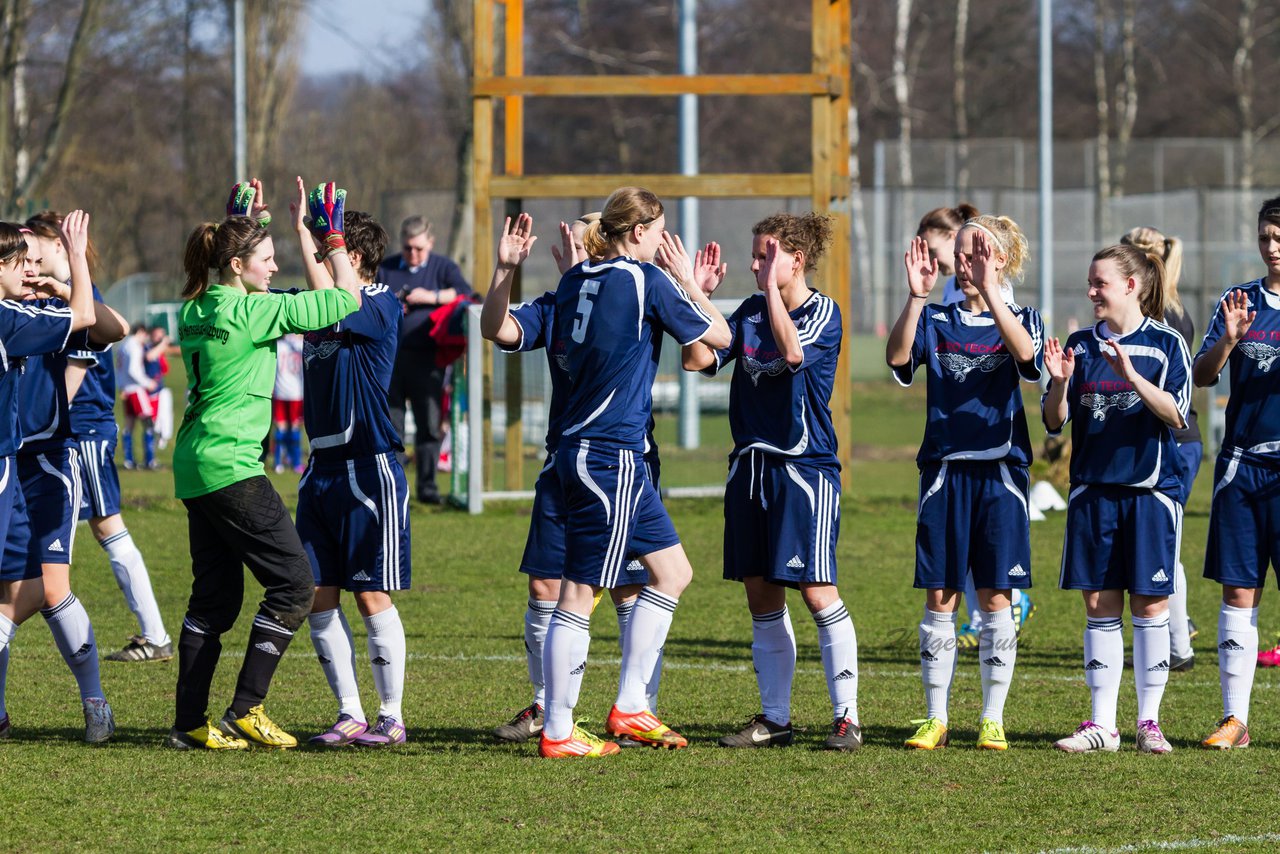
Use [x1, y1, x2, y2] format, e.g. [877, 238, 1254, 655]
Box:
[1091, 316, 1149, 343]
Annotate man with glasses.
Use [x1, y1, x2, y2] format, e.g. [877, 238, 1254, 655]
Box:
[378, 216, 471, 504]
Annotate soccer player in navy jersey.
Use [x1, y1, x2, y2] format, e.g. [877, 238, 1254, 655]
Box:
[276, 181, 412, 748]
[888, 214, 1044, 751]
[1194, 196, 1280, 750]
[25, 213, 174, 664]
[529, 187, 730, 757]
[485, 214, 677, 744]
[681, 213, 860, 751]
[1043, 244, 1190, 755]
[0, 213, 125, 742]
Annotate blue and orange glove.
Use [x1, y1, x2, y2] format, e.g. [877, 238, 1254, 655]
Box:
[307, 182, 347, 261]
[226, 180, 271, 227]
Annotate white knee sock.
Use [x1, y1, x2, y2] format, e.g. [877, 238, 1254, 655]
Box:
[919, 608, 957, 724]
[616, 600, 662, 713]
[1219, 603, 1259, 724]
[1084, 617, 1123, 732]
[42, 593, 103, 702]
[1132, 613, 1170, 723]
[1168, 562, 1192, 659]
[364, 606, 406, 720]
[615, 588, 677, 714]
[543, 608, 591, 741]
[525, 599, 555, 708]
[814, 600, 859, 724]
[308, 608, 365, 721]
[752, 607, 796, 726]
[100, 529, 170, 645]
[979, 606, 1017, 724]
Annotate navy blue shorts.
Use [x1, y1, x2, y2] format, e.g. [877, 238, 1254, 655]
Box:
[519, 452, 652, 586]
[19, 448, 82, 565]
[1204, 451, 1280, 589]
[555, 441, 679, 588]
[296, 452, 412, 592]
[915, 460, 1032, 591]
[77, 437, 122, 519]
[723, 451, 841, 586]
[0, 457, 39, 582]
[1060, 484, 1180, 595]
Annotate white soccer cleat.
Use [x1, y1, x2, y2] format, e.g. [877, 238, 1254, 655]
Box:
[83, 697, 115, 744]
[1054, 720, 1119, 753]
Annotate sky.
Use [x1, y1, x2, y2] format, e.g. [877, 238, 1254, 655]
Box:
[300, 0, 425, 75]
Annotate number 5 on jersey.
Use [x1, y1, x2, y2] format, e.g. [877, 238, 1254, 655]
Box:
[571, 280, 601, 343]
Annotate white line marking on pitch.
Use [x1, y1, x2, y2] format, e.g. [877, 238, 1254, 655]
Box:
[1031, 832, 1280, 854]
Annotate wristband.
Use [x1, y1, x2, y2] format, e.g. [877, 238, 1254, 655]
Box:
[910, 294, 929, 300]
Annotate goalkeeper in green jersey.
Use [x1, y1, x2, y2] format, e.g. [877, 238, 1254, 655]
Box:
[167, 180, 362, 751]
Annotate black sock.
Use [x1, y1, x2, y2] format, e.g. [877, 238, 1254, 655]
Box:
[230, 619, 295, 717]
[174, 623, 222, 732]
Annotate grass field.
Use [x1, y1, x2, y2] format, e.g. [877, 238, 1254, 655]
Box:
[3, 370, 1280, 853]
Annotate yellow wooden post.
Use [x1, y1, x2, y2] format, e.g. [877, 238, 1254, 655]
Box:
[473, 0, 495, 490]
[502, 0, 525, 491]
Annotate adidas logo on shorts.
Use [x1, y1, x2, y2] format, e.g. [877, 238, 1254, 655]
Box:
[49, 538, 65, 553]
[1148, 659, 1169, 672]
[352, 570, 373, 582]
[786, 555, 805, 569]
[1152, 568, 1169, 583]
[255, 641, 282, 656]
[1008, 564, 1027, 578]
[1084, 658, 1108, 671]
[834, 668, 855, 681]
[1219, 638, 1245, 651]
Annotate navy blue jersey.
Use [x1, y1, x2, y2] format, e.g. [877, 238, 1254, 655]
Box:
[551, 257, 713, 451]
[701, 291, 841, 466]
[893, 302, 1044, 466]
[1196, 279, 1280, 465]
[68, 285, 118, 441]
[504, 290, 659, 455]
[1046, 319, 1191, 491]
[0, 299, 75, 456]
[301, 284, 404, 461]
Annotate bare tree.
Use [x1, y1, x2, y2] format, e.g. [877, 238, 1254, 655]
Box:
[1112, 0, 1138, 196]
[239, 0, 304, 174]
[1231, 0, 1280, 192]
[431, 0, 474, 275]
[952, 0, 970, 190]
[892, 0, 914, 186]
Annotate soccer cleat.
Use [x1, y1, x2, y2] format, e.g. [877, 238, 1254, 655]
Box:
[955, 624, 979, 651]
[1187, 618, 1199, 641]
[904, 717, 949, 750]
[105, 635, 174, 663]
[605, 705, 688, 749]
[1054, 720, 1119, 753]
[1136, 719, 1172, 754]
[977, 717, 1008, 751]
[718, 714, 794, 748]
[823, 716, 863, 752]
[1201, 715, 1250, 750]
[0, 714, 10, 739]
[1257, 644, 1280, 668]
[1012, 593, 1036, 635]
[354, 714, 406, 747]
[167, 721, 250, 750]
[1170, 652, 1194, 672]
[83, 697, 115, 744]
[308, 714, 368, 747]
[493, 703, 543, 743]
[539, 724, 621, 758]
[219, 705, 297, 749]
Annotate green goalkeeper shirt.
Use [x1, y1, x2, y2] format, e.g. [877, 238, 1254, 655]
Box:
[173, 284, 358, 499]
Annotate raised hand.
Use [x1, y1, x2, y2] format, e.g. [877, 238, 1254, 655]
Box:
[227, 180, 254, 217]
[1044, 336, 1075, 383]
[654, 231, 695, 287]
[1221, 289, 1257, 344]
[248, 178, 270, 226]
[60, 209, 91, 259]
[307, 182, 347, 260]
[550, 220, 583, 274]
[496, 213, 537, 269]
[966, 229, 1001, 295]
[755, 237, 781, 293]
[289, 176, 308, 233]
[693, 241, 727, 296]
[904, 236, 939, 297]
[22, 275, 68, 301]
[1100, 339, 1138, 383]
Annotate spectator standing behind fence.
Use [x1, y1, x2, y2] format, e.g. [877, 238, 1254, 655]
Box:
[378, 216, 472, 505]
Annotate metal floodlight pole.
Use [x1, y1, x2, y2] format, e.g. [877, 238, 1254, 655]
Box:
[677, 0, 700, 450]
[1038, 0, 1054, 337]
[233, 0, 248, 178]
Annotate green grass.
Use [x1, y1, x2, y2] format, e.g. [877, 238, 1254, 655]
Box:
[2, 375, 1278, 853]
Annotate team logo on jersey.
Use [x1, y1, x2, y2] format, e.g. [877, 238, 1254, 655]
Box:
[931, 312, 948, 322]
[936, 351, 1008, 382]
[303, 338, 342, 366]
[1238, 340, 1280, 372]
[745, 313, 763, 324]
[1080, 390, 1141, 421]
[743, 354, 789, 386]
